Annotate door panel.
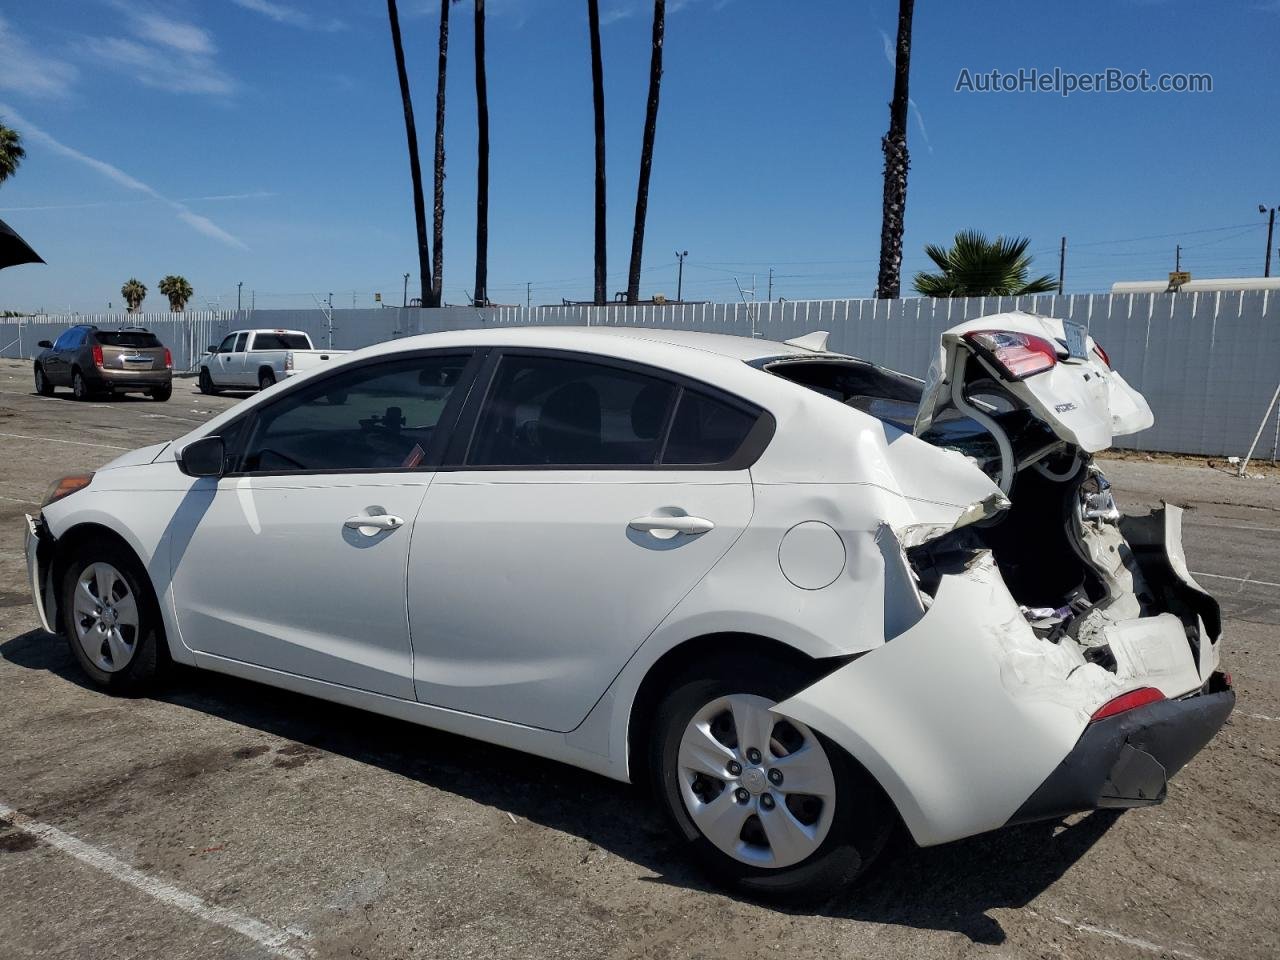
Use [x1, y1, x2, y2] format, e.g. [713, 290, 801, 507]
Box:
[408, 472, 754, 731]
[171, 475, 430, 697]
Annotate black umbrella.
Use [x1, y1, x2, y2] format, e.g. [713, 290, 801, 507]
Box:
[0, 218, 44, 270]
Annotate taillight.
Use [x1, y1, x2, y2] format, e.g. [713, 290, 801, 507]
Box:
[1092, 342, 1111, 368]
[163, 347, 173, 369]
[285, 351, 294, 371]
[91, 344, 103, 367]
[1090, 687, 1165, 722]
[963, 330, 1058, 380]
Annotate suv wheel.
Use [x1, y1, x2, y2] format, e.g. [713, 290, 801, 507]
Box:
[198, 368, 218, 395]
[71, 368, 91, 401]
[34, 365, 54, 396]
[60, 539, 166, 693]
[649, 654, 892, 900]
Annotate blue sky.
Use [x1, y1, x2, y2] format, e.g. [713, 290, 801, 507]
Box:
[0, 0, 1275, 312]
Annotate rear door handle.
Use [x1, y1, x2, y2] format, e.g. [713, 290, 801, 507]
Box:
[629, 515, 715, 535]
[344, 514, 405, 535]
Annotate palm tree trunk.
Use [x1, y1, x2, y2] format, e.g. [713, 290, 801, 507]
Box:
[431, 0, 451, 307]
[386, 0, 432, 308]
[587, 0, 607, 305]
[473, 0, 489, 307]
[874, 0, 915, 300]
[626, 0, 664, 305]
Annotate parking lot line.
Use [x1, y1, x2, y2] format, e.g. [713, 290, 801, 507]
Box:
[1050, 915, 1207, 960]
[0, 801, 313, 960]
[1191, 571, 1280, 589]
[0, 430, 129, 450]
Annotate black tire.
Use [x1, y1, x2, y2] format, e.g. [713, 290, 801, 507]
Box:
[59, 537, 167, 695]
[149, 382, 172, 402]
[258, 368, 276, 391]
[34, 364, 54, 396]
[198, 368, 219, 395]
[71, 368, 91, 401]
[648, 653, 892, 900]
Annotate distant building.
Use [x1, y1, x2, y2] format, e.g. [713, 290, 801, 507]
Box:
[1111, 276, 1280, 294]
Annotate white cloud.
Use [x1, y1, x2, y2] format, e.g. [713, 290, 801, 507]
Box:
[81, 35, 236, 95]
[134, 13, 217, 55]
[231, 0, 346, 32]
[0, 15, 78, 99]
[0, 103, 249, 250]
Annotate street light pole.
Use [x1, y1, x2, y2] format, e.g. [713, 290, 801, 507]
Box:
[675, 249, 688, 302]
[237, 281, 243, 312]
[1261, 205, 1277, 278]
[403, 273, 410, 307]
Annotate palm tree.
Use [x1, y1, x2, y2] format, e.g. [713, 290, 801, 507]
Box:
[121, 278, 147, 313]
[912, 231, 1058, 298]
[0, 121, 24, 188]
[626, 0, 665, 304]
[874, 0, 915, 300]
[158, 275, 194, 312]
[587, 0, 607, 304]
[386, 0, 433, 309]
[431, 0, 459, 307]
[473, 0, 489, 306]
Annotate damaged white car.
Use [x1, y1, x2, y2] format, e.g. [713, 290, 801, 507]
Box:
[24, 317, 1233, 897]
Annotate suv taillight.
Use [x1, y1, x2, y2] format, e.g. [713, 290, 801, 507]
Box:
[91, 344, 103, 367]
[964, 330, 1058, 380]
[163, 347, 173, 368]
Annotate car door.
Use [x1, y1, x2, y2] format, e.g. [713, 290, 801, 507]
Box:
[209, 333, 237, 387]
[46, 328, 81, 385]
[226, 331, 251, 386]
[169, 350, 478, 698]
[407, 350, 762, 732]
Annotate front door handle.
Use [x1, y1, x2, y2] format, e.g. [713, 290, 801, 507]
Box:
[629, 515, 715, 536]
[344, 514, 405, 535]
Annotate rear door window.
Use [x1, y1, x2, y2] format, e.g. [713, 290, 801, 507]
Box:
[233, 333, 249, 352]
[467, 354, 678, 467]
[663, 390, 758, 465]
[238, 353, 472, 473]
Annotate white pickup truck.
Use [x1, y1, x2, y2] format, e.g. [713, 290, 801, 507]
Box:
[198, 329, 348, 393]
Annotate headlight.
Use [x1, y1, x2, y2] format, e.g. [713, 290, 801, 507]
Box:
[43, 473, 94, 507]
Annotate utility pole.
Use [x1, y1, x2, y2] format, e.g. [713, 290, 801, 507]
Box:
[767, 267, 774, 301]
[1057, 237, 1066, 295]
[1261, 204, 1277, 278]
[237, 281, 243, 311]
[403, 273, 410, 308]
[675, 250, 688, 302]
[1175, 245, 1182, 272]
[526, 282, 531, 309]
[328, 292, 334, 349]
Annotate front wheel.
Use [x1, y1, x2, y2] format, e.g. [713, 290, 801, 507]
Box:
[649, 655, 892, 899]
[71, 369, 91, 401]
[34, 365, 54, 396]
[60, 539, 166, 694]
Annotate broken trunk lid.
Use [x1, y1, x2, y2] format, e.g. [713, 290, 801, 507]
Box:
[914, 311, 1153, 453]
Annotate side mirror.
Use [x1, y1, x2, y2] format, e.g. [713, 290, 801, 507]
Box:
[178, 436, 226, 478]
[207, 344, 220, 354]
[37, 340, 53, 348]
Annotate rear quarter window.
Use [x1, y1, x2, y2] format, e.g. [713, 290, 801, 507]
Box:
[662, 390, 758, 465]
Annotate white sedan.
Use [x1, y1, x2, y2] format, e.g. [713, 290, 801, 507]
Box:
[24, 317, 1234, 897]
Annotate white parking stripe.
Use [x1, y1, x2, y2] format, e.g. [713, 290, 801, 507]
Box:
[0, 431, 129, 450]
[1052, 916, 1207, 960]
[0, 802, 312, 959]
[1191, 571, 1280, 589]
[0, 494, 39, 505]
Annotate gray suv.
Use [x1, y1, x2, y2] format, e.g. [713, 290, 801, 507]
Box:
[34, 325, 173, 401]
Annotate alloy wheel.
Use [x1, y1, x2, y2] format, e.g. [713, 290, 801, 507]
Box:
[677, 693, 836, 869]
[71, 562, 139, 672]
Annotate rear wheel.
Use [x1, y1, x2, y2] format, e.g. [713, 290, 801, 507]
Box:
[34, 365, 54, 396]
[649, 654, 891, 899]
[71, 368, 91, 401]
[258, 369, 276, 391]
[149, 382, 172, 402]
[198, 368, 218, 395]
[60, 539, 165, 694]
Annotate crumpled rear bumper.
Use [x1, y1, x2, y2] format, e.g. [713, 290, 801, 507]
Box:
[1009, 677, 1234, 824]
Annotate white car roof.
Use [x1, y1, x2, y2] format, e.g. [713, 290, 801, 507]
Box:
[354, 325, 826, 363]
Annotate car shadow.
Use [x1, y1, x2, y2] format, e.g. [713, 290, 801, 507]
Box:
[0, 628, 1117, 943]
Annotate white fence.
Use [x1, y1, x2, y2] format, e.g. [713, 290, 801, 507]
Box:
[2, 291, 1276, 458]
